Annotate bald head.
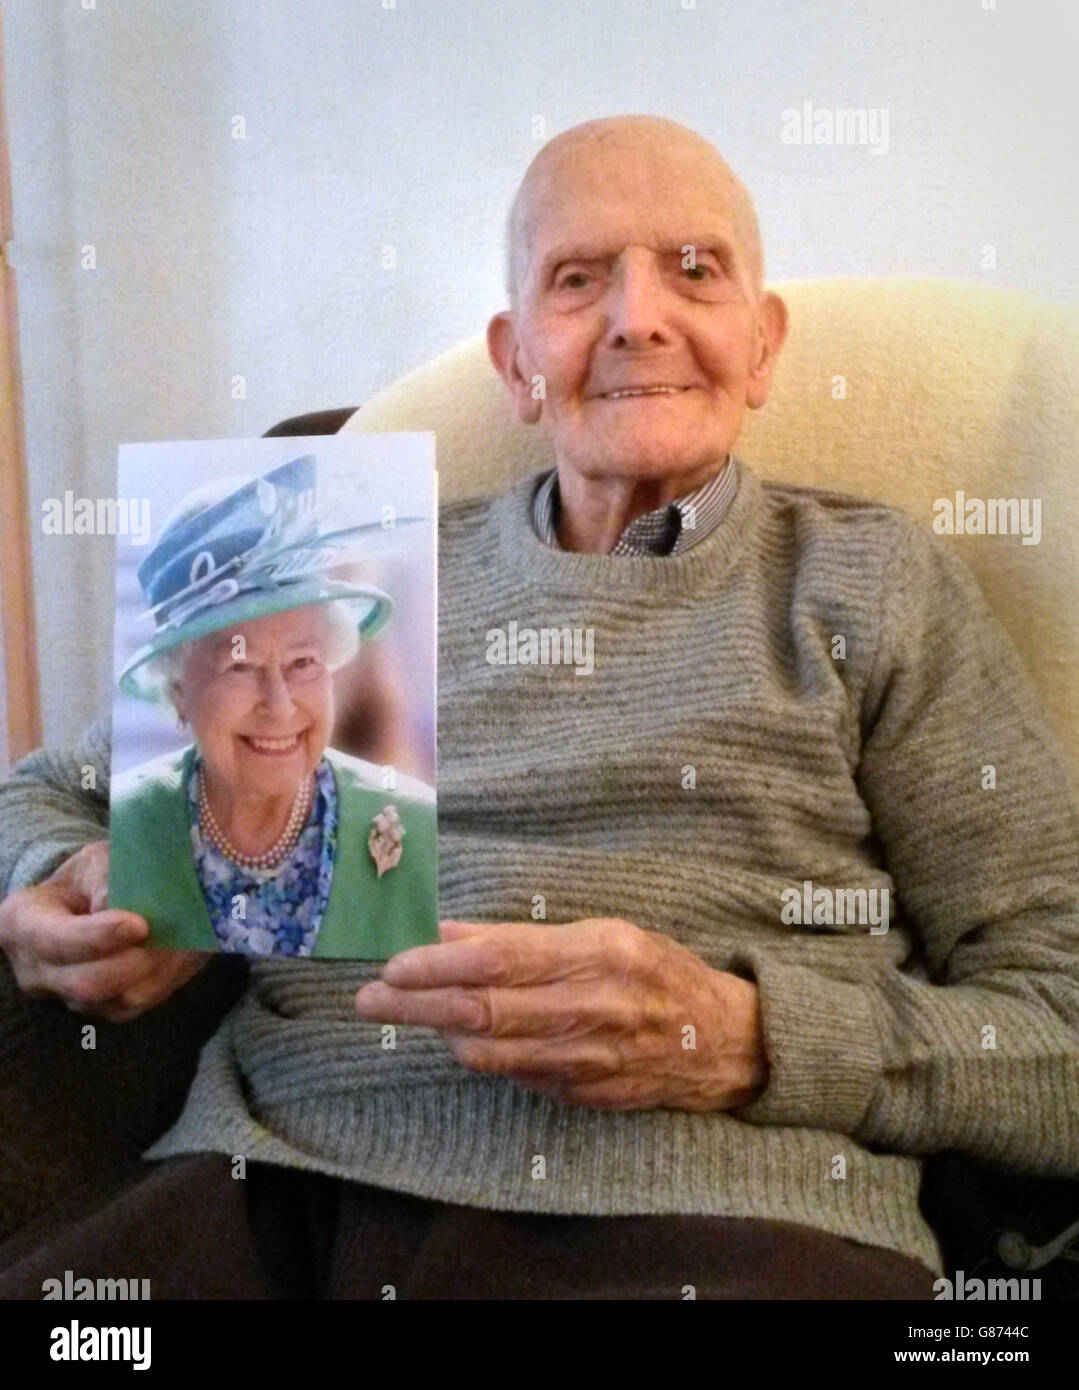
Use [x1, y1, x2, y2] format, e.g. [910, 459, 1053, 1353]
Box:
[503, 115, 764, 309]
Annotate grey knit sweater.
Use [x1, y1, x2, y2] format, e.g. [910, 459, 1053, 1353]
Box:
[3, 459, 1079, 1277]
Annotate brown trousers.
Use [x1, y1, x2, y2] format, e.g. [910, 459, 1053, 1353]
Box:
[0, 1153, 938, 1299]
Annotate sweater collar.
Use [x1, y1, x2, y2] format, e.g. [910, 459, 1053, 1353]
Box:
[495, 453, 763, 593]
[532, 454, 738, 556]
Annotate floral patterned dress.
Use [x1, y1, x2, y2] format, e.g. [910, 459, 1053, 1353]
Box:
[185, 754, 338, 956]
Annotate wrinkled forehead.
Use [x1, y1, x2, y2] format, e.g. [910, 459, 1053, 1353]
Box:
[519, 140, 750, 285]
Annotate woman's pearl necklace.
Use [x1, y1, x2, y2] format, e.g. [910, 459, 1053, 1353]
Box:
[197, 764, 313, 872]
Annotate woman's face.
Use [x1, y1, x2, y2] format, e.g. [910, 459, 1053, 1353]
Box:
[171, 606, 338, 799]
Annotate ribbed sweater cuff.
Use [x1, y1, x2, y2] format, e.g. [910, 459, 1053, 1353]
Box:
[6, 835, 100, 896]
[727, 950, 881, 1132]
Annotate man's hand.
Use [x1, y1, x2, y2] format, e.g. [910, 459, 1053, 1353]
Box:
[0, 840, 208, 1023]
[355, 917, 769, 1111]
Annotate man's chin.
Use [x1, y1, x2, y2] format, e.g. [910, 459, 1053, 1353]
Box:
[555, 443, 732, 483]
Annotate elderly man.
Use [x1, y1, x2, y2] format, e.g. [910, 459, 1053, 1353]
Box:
[1, 115, 1077, 1301]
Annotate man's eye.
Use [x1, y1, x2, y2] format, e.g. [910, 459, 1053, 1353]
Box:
[683, 263, 713, 281]
[558, 271, 591, 290]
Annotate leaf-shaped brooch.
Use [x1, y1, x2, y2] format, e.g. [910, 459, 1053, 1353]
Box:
[368, 804, 405, 877]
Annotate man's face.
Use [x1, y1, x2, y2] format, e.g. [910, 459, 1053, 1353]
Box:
[490, 136, 786, 484]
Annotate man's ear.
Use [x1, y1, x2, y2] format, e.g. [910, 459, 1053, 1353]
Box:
[745, 291, 789, 411]
[487, 311, 543, 425]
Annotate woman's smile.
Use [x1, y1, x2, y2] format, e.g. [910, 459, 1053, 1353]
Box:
[240, 732, 306, 757]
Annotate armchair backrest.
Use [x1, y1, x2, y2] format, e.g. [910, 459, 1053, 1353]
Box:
[342, 278, 1079, 785]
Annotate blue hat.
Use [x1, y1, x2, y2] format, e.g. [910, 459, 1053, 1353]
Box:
[118, 454, 416, 700]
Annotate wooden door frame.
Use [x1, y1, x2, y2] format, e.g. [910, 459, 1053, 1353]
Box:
[0, 8, 42, 762]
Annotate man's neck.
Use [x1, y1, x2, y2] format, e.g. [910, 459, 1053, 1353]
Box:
[555, 454, 730, 554]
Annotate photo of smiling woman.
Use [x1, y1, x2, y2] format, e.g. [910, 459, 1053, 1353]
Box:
[107, 446, 438, 960]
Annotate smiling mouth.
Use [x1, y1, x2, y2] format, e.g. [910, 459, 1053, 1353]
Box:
[241, 734, 304, 755]
[600, 386, 690, 399]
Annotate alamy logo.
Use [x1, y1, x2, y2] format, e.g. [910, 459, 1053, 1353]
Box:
[780, 101, 889, 155]
[49, 1321, 151, 1370]
[932, 1270, 1041, 1300]
[41, 492, 151, 544]
[932, 492, 1041, 545]
[42, 1271, 150, 1300]
[486, 620, 594, 676]
[780, 879, 889, 934]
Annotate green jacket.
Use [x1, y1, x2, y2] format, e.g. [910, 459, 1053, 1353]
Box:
[108, 744, 439, 959]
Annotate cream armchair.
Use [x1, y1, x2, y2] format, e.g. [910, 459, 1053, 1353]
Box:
[336, 276, 1079, 1291]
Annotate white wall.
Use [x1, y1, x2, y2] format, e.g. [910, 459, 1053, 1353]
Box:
[4, 0, 1076, 746]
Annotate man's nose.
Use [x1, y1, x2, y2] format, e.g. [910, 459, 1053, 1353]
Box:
[604, 254, 673, 348]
